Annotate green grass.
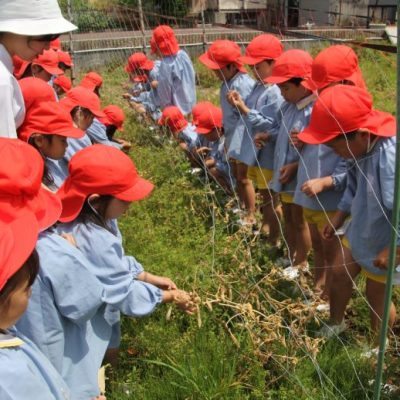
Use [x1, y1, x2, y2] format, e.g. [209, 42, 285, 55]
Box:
[87, 44, 400, 399]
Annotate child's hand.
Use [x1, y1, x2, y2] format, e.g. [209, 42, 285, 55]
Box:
[374, 247, 400, 270]
[196, 146, 211, 156]
[154, 276, 177, 291]
[254, 132, 270, 148]
[301, 177, 334, 197]
[122, 93, 131, 100]
[279, 162, 298, 184]
[322, 210, 348, 240]
[122, 82, 130, 90]
[170, 290, 198, 314]
[226, 90, 249, 114]
[290, 129, 304, 150]
[114, 138, 132, 152]
[151, 80, 159, 89]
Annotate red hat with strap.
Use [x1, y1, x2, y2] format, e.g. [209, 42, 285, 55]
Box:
[192, 101, 223, 134]
[158, 106, 188, 133]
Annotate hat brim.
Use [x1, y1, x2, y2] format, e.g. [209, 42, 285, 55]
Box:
[57, 183, 87, 223]
[115, 177, 154, 202]
[195, 126, 212, 134]
[301, 79, 318, 92]
[0, 212, 39, 290]
[264, 75, 291, 84]
[240, 55, 264, 66]
[299, 109, 396, 145]
[0, 18, 77, 36]
[199, 53, 222, 70]
[90, 108, 106, 119]
[40, 64, 64, 75]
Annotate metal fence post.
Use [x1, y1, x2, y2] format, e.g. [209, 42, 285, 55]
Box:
[67, 0, 75, 82]
[201, 0, 207, 52]
[138, 0, 147, 53]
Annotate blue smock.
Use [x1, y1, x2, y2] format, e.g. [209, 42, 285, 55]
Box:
[270, 94, 315, 195]
[0, 329, 70, 400]
[233, 82, 283, 166]
[219, 72, 254, 159]
[337, 136, 397, 277]
[16, 231, 105, 400]
[157, 50, 196, 116]
[294, 144, 347, 211]
[86, 118, 122, 149]
[178, 123, 201, 151]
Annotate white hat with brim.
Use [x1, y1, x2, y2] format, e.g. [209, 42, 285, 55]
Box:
[0, 0, 77, 36]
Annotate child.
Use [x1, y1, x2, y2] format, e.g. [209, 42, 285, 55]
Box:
[298, 85, 397, 346]
[56, 145, 196, 380]
[151, 25, 196, 116]
[80, 71, 103, 97]
[57, 50, 73, 73]
[17, 101, 85, 191]
[192, 101, 233, 194]
[309, 45, 366, 92]
[158, 105, 202, 164]
[123, 52, 161, 120]
[53, 75, 72, 98]
[264, 49, 314, 271]
[22, 49, 64, 82]
[87, 104, 131, 151]
[227, 34, 284, 237]
[0, 138, 105, 399]
[199, 39, 255, 221]
[0, 212, 72, 400]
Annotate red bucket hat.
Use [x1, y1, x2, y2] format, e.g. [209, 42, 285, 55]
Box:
[0, 212, 39, 291]
[265, 49, 313, 84]
[19, 77, 57, 114]
[53, 75, 72, 92]
[99, 105, 125, 131]
[307, 45, 366, 91]
[125, 52, 154, 73]
[58, 51, 73, 67]
[57, 144, 154, 222]
[151, 25, 179, 56]
[12, 55, 31, 79]
[18, 101, 84, 142]
[158, 106, 188, 134]
[240, 34, 283, 65]
[32, 49, 64, 76]
[199, 40, 246, 73]
[0, 138, 62, 230]
[60, 86, 106, 118]
[298, 85, 396, 144]
[192, 102, 223, 134]
[80, 72, 103, 91]
[50, 38, 62, 51]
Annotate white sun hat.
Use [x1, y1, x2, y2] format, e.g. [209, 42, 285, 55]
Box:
[0, 0, 77, 36]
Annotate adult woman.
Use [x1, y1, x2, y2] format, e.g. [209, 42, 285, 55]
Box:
[0, 0, 76, 137]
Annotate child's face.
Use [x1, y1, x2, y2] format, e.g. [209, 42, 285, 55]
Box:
[2, 33, 50, 61]
[325, 130, 370, 159]
[212, 65, 237, 82]
[31, 65, 53, 82]
[105, 197, 132, 220]
[53, 84, 65, 97]
[74, 109, 94, 131]
[251, 60, 274, 82]
[277, 81, 310, 104]
[204, 128, 221, 142]
[34, 134, 68, 160]
[0, 278, 32, 330]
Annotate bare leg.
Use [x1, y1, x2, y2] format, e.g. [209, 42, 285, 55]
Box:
[308, 223, 325, 292]
[365, 278, 396, 340]
[329, 246, 360, 324]
[281, 202, 296, 262]
[236, 163, 256, 223]
[291, 204, 311, 265]
[260, 189, 282, 245]
[321, 233, 342, 301]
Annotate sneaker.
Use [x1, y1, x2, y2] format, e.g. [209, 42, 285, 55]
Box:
[316, 303, 330, 313]
[189, 168, 202, 175]
[237, 218, 257, 227]
[281, 262, 310, 280]
[231, 207, 243, 215]
[317, 320, 347, 338]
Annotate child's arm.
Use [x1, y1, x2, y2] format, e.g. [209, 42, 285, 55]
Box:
[205, 157, 216, 168]
[374, 247, 400, 270]
[162, 289, 197, 315]
[226, 90, 249, 115]
[254, 132, 271, 149]
[137, 271, 177, 290]
[301, 176, 334, 197]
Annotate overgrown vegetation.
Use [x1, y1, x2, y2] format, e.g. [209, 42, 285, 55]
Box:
[94, 45, 399, 400]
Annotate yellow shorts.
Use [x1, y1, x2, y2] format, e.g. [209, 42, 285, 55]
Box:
[280, 193, 294, 204]
[303, 208, 336, 232]
[341, 236, 387, 283]
[247, 167, 273, 190]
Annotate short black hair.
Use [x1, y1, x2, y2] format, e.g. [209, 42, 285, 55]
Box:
[0, 249, 39, 308]
[286, 77, 304, 86]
